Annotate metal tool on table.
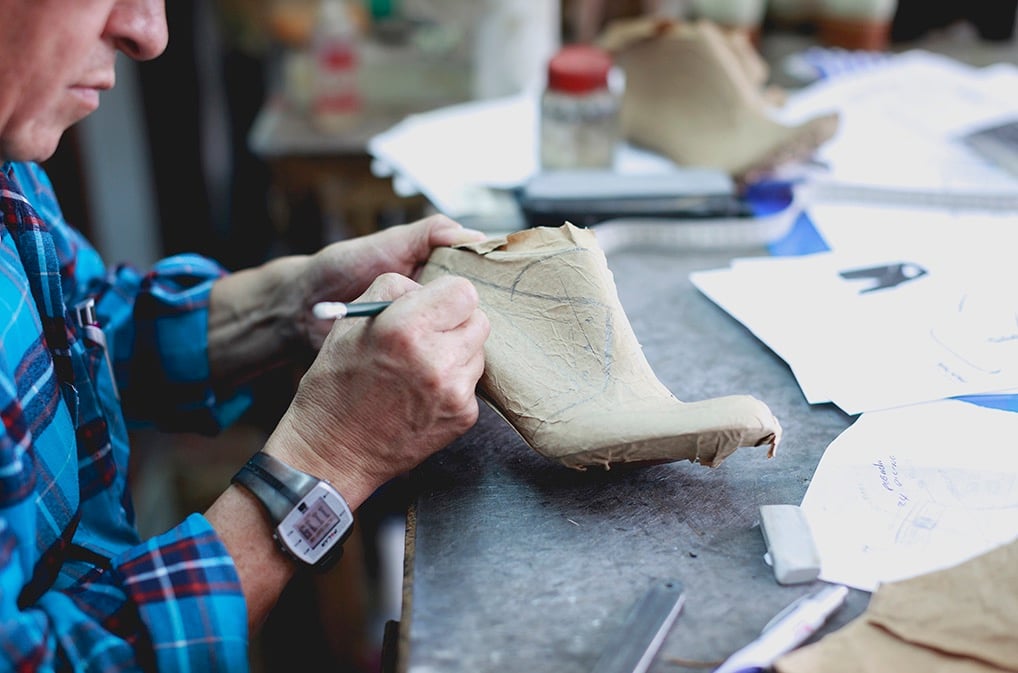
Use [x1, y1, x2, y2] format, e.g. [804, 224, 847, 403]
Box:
[590, 579, 686, 673]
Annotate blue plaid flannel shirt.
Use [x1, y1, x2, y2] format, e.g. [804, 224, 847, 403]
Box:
[0, 162, 251, 671]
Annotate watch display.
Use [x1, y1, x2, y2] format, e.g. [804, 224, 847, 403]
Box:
[277, 482, 353, 565]
[297, 497, 340, 548]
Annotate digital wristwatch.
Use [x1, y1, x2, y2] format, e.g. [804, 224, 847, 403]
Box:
[231, 452, 354, 572]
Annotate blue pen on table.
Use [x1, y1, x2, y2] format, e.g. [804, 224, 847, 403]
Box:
[713, 584, 849, 673]
[312, 300, 393, 320]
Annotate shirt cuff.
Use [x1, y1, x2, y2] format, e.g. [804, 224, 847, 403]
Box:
[113, 513, 249, 672]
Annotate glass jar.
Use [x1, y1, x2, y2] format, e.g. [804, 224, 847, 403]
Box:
[539, 44, 620, 170]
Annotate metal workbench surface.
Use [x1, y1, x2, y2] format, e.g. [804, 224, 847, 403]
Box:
[398, 240, 867, 673]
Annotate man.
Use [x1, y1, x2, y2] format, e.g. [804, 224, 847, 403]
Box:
[0, 1, 489, 670]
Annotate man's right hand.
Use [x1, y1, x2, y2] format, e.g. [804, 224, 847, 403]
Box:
[264, 272, 490, 509]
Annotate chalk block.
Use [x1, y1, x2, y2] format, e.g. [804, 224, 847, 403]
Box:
[759, 504, 821, 585]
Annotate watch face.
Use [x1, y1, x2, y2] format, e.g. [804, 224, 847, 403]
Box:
[278, 482, 353, 565]
[296, 497, 341, 548]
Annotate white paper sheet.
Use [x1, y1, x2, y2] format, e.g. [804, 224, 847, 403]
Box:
[779, 50, 1018, 204]
[691, 249, 1018, 414]
[692, 256, 834, 404]
[804, 201, 1018, 261]
[800, 399, 1018, 592]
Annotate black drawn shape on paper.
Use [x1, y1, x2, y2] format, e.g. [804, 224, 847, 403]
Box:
[839, 262, 928, 294]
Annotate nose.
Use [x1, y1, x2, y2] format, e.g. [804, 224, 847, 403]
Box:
[105, 0, 169, 61]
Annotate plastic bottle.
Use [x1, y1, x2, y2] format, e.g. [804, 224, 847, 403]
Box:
[310, 0, 361, 133]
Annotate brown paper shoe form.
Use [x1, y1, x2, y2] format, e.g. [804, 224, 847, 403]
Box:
[418, 223, 781, 471]
[598, 18, 840, 180]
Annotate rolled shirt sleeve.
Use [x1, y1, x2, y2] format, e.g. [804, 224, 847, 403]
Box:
[105, 254, 252, 435]
[112, 514, 249, 672]
[9, 160, 253, 435]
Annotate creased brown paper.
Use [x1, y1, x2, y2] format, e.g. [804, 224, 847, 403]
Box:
[419, 223, 781, 470]
[776, 539, 1018, 673]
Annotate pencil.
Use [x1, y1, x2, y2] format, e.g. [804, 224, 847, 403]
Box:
[312, 300, 393, 320]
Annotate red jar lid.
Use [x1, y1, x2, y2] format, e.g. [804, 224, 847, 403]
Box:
[546, 44, 613, 94]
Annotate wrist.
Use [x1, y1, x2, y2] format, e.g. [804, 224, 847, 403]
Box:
[205, 485, 298, 628]
[262, 415, 381, 511]
[208, 255, 310, 382]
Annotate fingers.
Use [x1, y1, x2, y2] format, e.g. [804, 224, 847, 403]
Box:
[366, 275, 488, 390]
[322, 272, 486, 372]
[280, 272, 490, 504]
[379, 215, 486, 273]
[308, 273, 418, 348]
[305, 215, 487, 305]
[351, 272, 422, 303]
[420, 214, 487, 249]
[365, 274, 488, 405]
[323, 273, 483, 336]
[457, 309, 489, 397]
[383, 274, 481, 333]
[412, 278, 489, 418]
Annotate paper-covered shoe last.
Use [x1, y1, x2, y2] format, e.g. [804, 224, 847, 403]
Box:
[598, 17, 840, 181]
[418, 223, 781, 470]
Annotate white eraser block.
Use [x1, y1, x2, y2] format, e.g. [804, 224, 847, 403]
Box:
[759, 504, 821, 585]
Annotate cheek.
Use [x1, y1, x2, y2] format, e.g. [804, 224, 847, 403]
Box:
[0, 11, 105, 162]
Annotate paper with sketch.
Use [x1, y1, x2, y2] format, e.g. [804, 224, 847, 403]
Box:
[778, 50, 1018, 204]
[764, 202, 1018, 410]
[799, 399, 1018, 592]
[691, 249, 1018, 414]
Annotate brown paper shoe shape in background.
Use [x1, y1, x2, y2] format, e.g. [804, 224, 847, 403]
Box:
[598, 17, 840, 181]
[418, 223, 781, 471]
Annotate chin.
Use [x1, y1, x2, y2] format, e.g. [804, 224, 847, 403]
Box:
[2, 116, 75, 163]
[21, 131, 66, 164]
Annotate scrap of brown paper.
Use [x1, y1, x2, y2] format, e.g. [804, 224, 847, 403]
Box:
[776, 539, 1018, 673]
[419, 223, 781, 470]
